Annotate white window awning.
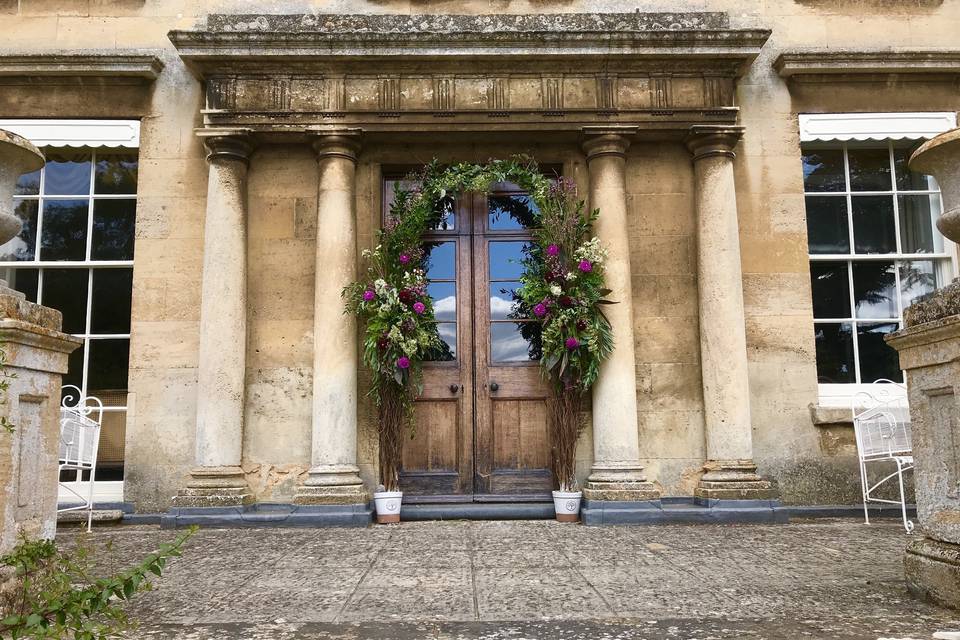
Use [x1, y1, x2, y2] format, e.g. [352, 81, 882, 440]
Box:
[0, 119, 140, 149]
[799, 112, 956, 143]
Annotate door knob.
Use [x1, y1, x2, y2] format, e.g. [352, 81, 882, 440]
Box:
[449, 383, 460, 394]
[489, 382, 499, 392]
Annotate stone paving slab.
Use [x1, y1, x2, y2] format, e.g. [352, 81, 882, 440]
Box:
[57, 519, 960, 639]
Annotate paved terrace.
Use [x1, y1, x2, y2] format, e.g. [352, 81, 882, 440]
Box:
[60, 519, 960, 639]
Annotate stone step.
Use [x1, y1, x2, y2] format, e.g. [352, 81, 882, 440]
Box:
[57, 509, 124, 524]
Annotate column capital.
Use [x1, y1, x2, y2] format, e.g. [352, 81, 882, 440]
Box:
[311, 130, 362, 163]
[581, 126, 637, 160]
[685, 125, 744, 161]
[198, 129, 255, 166]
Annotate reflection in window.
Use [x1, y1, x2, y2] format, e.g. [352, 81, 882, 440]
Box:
[491, 322, 542, 363]
[2, 149, 137, 479]
[489, 194, 539, 230]
[802, 139, 953, 386]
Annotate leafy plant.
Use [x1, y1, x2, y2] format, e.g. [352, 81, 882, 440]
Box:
[0, 527, 194, 639]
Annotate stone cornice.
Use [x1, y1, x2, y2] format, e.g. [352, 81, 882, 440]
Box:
[0, 52, 164, 82]
[169, 14, 770, 77]
[774, 50, 960, 82]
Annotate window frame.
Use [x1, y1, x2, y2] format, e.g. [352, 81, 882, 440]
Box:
[802, 137, 959, 406]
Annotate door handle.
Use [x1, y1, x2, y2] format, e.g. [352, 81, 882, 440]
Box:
[449, 383, 461, 395]
[489, 382, 499, 392]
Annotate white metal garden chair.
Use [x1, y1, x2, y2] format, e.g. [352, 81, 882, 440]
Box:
[57, 385, 104, 532]
[852, 379, 914, 533]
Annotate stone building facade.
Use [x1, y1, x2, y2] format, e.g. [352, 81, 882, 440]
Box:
[0, 1, 958, 521]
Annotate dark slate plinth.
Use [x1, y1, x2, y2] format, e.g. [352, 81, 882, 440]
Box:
[581, 497, 788, 525]
[160, 503, 372, 529]
[400, 502, 554, 521]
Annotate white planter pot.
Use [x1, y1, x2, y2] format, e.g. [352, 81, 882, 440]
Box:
[552, 490, 582, 523]
[373, 490, 403, 524]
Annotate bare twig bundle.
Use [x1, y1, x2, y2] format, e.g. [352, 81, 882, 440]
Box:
[378, 384, 408, 492]
[549, 390, 586, 492]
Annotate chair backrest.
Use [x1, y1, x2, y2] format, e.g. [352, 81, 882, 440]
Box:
[852, 380, 912, 459]
[59, 385, 104, 469]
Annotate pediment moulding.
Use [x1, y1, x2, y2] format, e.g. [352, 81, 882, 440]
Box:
[169, 13, 768, 136]
[775, 49, 960, 83]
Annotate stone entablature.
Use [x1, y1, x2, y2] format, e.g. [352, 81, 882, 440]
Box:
[168, 13, 770, 137]
[775, 49, 960, 83]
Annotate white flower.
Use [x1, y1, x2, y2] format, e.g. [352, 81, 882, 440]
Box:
[565, 272, 576, 281]
[550, 284, 563, 296]
[574, 237, 607, 265]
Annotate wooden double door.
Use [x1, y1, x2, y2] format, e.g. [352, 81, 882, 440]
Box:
[386, 180, 553, 500]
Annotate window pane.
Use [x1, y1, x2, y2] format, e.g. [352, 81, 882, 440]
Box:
[851, 196, 896, 254]
[898, 194, 942, 254]
[899, 260, 937, 310]
[489, 194, 539, 230]
[427, 282, 456, 321]
[94, 154, 138, 195]
[386, 179, 454, 231]
[424, 324, 456, 362]
[489, 241, 530, 280]
[814, 322, 855, 383]
[91, 199, 136, 260]
[96, 410, 126, 476]
[857, 323, 903, 383]
[8, 268, 38, 302]
[491, 322, 541, 362]
[0, 200, 38, 261]
[87, 338, 130, 391]
[422, 241, 455, 280]
[91, 269, 132, 334]
[15, 170, 40, 196]
[40, 199, 88, 261]
[848, 147, 892, 192]
[63, 340, 85, 389]
[810, 261, 850, 319]
[43, 155, 91, 196]
[852, 261, 897, 319]
[805, 196, 849, 254]
[893, 144, 934, 191]
[42, 268, 88, 334]
[801, 148, 845, 192]
[490, 281, 524, 320]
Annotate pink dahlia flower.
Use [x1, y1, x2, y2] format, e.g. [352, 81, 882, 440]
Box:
[578, 260, 592, 273]
[533, 303, 547, 318]
[565, 337, 580, 350]
[363, 290, 375, 301]
[397, 356, 411, 369]
[399, 254, 411, 265]
[546, 244, 560, 257]
[412, 301, 426, 315]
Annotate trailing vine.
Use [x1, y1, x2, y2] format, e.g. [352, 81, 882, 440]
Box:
[343, 156, 614, 492]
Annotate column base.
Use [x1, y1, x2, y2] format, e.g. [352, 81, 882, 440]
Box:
[694, 460, 778, 501]
[582, 463, 661, 501]
[293, 464, 369, 505]
[171, 465, 253, 508]
[905, 536, 960, 611]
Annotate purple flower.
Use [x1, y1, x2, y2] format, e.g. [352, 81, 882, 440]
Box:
[397, 356, 410, 369]
[399, 254, 411, 265]
[546, 244, 560, 257]
[533, 303, 547, 318]
[363, 290, 375, 302]
[578, 260, 593, 273]
[565, 337, 580, 350]
[412, 301, 426, 315]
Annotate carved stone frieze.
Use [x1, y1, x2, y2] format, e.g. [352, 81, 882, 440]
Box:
[174, 13, 766, 135]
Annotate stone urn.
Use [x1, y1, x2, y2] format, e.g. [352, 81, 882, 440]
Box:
[0, 129, 44, 251]
[911, 129, 960, 247]
[882, 129, 960, 609]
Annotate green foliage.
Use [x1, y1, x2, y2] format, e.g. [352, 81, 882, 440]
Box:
[0, 527, 195, 639]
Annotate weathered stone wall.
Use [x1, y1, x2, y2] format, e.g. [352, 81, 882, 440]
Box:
[2, 1, 959, 510]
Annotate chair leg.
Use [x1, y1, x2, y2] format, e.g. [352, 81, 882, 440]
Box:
[896, 459, 913, 534]
[86, 467, 95, 533]
[859, 460, 870, 525]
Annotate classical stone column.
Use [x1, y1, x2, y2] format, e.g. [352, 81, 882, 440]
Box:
[581, 128, 660, 506]
[173, 132, 254, 507]
[685, 125, 775, 502]
[294, 132, 368, 505]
